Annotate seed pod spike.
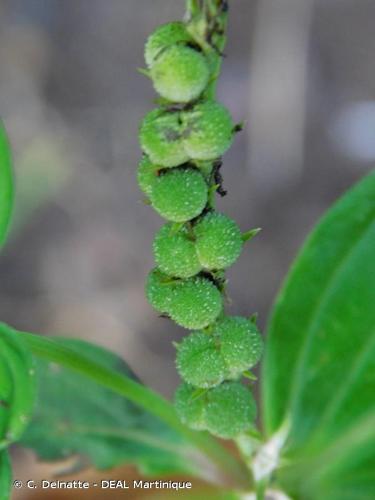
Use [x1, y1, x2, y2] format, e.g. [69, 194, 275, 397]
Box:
[139, 1, 263, 444]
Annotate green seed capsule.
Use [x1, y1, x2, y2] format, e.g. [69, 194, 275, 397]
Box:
[174, 383, 207, 431]
[176, 316, 263, 386]
[150, 168, 208, 222]
[153, 223, 201, 278]
[169, 276, 223, 329]
[182, 101, 234, 160]
[145, 268, 175, 314]
[145, 22, 193, 67]
[217, 316, 263, 378]
[151, 45, 209, 103]
[205, 381, 256, 439]
[137, 156, 159, 197]
[139, 109, 188, 167]
[194, 212, 243, 270]
[176, 332, 227, 388]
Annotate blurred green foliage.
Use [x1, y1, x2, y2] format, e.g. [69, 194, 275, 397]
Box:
[263, 171, 375, 498]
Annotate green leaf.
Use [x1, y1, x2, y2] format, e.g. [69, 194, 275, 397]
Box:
[242, 228, 261, 243]
[0, 324, 36, 448]
[276, 412, 375, 499]
[0, 451, 11, 500]
[18, 332, 249, 487]
[262, 172, 375, 496]
[0, 121, 14, 248]
[19, 337, 208, 476]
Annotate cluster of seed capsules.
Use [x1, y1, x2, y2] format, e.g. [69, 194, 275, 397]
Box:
[138, 21, 263, 439]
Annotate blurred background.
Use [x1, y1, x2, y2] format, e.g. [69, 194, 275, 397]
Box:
[0, 0, 374, 498]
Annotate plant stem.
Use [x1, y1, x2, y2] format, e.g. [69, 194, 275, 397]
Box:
[188, 1, 262, 486]
[18, 331, 250, 489]
[0, 122, 14, 248]
[186, 0, 228, 99]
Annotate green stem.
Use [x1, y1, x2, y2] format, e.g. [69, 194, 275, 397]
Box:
[186, 0, 201, 18]
[0, 121, 14, 248]
[18, 331, 250, 489]
[187, 0, 228, 99]
[189, 4, 265, 481]
[0, 450, 12, 500]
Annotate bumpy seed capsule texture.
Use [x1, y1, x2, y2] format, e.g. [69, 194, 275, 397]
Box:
[217, 316, 263, 379]
[150, 168, 208, 222]
[176, 332, 227, 388]
[205, 381, 256, 439]
[153, 223, 201, 278]
[194, 212, 243, 270]
[137, 156, 159, 197]
[169, 276, 223, 329]
[174, 383, 207, 431]
[145, 268, 176, 314]
[145, 22, 193, 67]
[142, 18, 263, 442]
[139, 109, 188, 167]
[151, 45, 209, 103]
[182, 101, 234, 160]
